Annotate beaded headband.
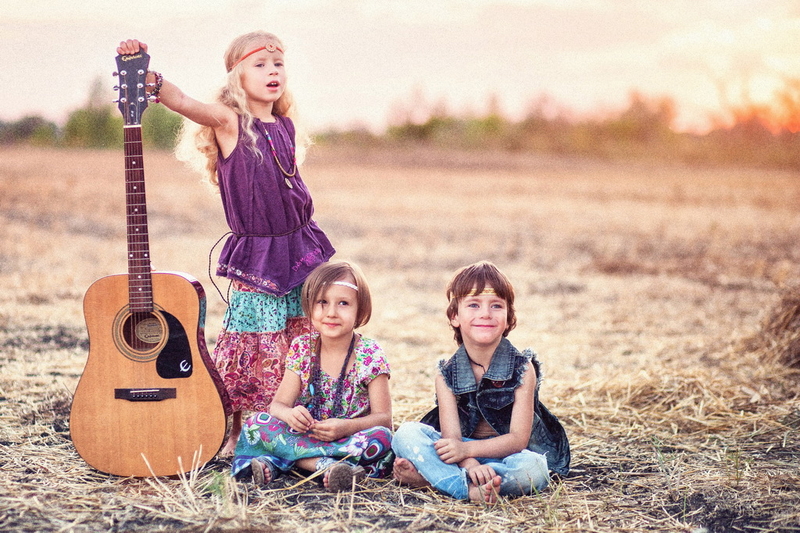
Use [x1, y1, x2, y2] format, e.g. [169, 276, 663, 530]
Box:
[229, 42, 284, 72]
[464, 287, 497, 297]
[332, 281, 359, 292]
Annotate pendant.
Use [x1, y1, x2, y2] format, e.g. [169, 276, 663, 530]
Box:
[285, 177, 293, 189]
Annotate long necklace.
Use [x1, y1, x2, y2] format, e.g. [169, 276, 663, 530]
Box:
[263, 123, 297, 189]
[308, 334, 357, 420]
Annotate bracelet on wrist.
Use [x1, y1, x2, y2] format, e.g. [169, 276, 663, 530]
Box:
[148, 70, 164, 103]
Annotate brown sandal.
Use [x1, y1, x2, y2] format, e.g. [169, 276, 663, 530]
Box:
[325, 463, 366, 492]
[251, 458, 280, 486]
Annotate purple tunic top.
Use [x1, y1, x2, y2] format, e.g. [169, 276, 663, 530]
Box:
[215, 115, 335, 296]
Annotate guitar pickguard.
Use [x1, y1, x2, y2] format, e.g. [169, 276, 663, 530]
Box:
[156, 311, 193, 379]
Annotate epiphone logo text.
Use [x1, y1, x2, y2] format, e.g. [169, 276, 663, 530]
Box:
[120, 53, 144, 62]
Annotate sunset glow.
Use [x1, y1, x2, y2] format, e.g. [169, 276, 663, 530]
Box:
[1, 0, 798, 133]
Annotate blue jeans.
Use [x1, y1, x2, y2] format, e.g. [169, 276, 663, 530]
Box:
[392, 421, 550, 500]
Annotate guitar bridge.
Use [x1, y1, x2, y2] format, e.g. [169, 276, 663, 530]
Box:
[114, 388, 177, 401]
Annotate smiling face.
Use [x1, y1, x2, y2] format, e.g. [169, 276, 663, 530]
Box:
[449, 287, 509, 352]
[238, 42, 287, 114]
[309, 279, 360, 344]
[445, 261, 517, 346]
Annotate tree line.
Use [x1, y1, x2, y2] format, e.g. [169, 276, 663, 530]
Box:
[3, 76, 799, 170]
[0, 77, 182, 150]
[323, 80, 800, 170]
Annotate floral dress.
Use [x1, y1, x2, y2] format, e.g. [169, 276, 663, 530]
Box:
[230, 332, 393, 478]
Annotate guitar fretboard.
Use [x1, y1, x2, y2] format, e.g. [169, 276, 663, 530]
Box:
[124, 125, 153, 312]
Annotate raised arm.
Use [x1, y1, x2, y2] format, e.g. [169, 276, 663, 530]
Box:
[115, 40, 239, 154]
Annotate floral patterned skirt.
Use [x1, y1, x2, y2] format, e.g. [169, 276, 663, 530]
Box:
[213, 281, 313, 414]
[230, 412, 394, 479]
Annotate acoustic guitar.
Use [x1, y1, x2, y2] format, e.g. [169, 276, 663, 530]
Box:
[70, 51, 229, 477]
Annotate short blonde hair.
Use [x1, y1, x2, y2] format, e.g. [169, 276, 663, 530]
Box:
[301, 261, 372, 328]
[445, 261, 517, 345]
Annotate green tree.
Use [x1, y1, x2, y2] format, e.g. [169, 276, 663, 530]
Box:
[0, 116, 58, 145]
[142, 103, 183, 150]
[63, 77, 122, 148]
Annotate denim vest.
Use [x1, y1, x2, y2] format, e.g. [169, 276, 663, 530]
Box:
[420, 338, 570, 476]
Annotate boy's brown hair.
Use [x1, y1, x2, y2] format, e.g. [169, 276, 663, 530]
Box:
[301, 261, 372, 328]
[446, 261, 517, 345]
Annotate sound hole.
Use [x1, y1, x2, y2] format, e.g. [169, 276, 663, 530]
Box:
[113, 306, 168, 362]
[125, 312, 163, 351]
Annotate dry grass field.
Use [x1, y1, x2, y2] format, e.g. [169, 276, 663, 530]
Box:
[1, 144, 799, 532]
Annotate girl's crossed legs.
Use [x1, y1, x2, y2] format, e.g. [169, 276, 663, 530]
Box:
[230, 412, 394, 482]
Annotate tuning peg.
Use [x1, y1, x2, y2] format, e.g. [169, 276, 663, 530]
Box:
[113, 85, 120, 91]
[113, 71, 119, 77]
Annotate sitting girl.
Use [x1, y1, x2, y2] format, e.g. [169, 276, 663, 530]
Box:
[230, 261, 393, 491]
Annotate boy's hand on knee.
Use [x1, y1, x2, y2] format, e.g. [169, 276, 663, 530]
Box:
[434, 438, 469, 464]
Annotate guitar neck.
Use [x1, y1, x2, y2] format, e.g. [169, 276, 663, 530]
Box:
[124, 125, 154, 313]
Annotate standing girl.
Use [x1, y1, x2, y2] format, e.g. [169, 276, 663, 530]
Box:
[230, 261, 393, 491]
[116, 33, 335, 455]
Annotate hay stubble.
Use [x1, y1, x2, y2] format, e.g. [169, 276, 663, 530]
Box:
[1, 146, 799, 532]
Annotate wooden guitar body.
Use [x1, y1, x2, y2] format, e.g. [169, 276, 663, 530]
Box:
[71, 271, 227, 477]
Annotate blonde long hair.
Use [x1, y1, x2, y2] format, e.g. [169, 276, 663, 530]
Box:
[175, 31, 298, 186]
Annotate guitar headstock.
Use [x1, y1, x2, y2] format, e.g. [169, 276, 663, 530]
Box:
[114, 52, 151, 126]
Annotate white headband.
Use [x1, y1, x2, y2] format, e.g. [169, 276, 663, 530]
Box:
[332, 281, 358, 291]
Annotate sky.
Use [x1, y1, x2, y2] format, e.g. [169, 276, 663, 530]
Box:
[1, 0, 799, 133]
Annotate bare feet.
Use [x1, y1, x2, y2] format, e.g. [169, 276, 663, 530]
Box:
[219, 437, 237, 457]
[468, 475, 501, 505]
[219, 411, 243, 457]
[219, 433, 238, 457]
[392, 458, 431, 488]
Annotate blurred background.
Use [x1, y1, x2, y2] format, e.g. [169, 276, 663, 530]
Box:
[1, 0, 799, 169]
